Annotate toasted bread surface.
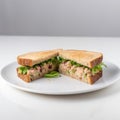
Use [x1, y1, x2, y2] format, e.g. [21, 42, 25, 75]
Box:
[17, 49, 62, 66]
[59, 50, 103, 68]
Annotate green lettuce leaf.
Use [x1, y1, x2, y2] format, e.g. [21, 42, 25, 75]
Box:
[18, 66, 29, 75]
[44, 71, 61, 78]
[91, 63, 107, 74]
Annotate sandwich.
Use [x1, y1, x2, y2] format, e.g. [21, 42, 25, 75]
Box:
[58, 50, 103, 84]
[17, 49, 62, 82]
[17, 49, 104, 84]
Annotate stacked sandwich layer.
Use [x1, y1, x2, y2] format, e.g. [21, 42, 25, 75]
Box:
[17, 49, 104, 84]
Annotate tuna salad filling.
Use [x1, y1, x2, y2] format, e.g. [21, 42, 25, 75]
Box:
[18, 57, 59, 80]
[58, 57, 106, 80]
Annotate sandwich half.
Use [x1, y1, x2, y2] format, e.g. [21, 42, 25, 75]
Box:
[17, 49, 62, 82]
[58, 50, 103, 84]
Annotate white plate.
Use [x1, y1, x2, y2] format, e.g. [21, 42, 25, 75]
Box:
[1, 61, 120, 95]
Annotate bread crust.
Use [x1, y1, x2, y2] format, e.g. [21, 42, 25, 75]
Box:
[17, 49, 62, 66]
[59, 50, 103, 68]
[17, 68, 31, 82]
[87, 71, 102, 84]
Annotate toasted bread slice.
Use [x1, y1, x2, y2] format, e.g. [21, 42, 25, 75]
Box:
[59, 50, 103, 68]
[17, 49, 62, 66]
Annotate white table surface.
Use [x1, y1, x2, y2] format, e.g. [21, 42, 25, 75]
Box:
[0, 36, 120, 120]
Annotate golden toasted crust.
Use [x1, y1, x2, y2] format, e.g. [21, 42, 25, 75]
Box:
[59, 50, 103, 68]
[87, 71, 102, 84]
[17, 49, 62, 66]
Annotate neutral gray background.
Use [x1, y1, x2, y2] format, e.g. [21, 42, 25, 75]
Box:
[0, 0, 120, 36]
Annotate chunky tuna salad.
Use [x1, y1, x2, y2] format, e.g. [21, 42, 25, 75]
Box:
[18, 57, 59, 80]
